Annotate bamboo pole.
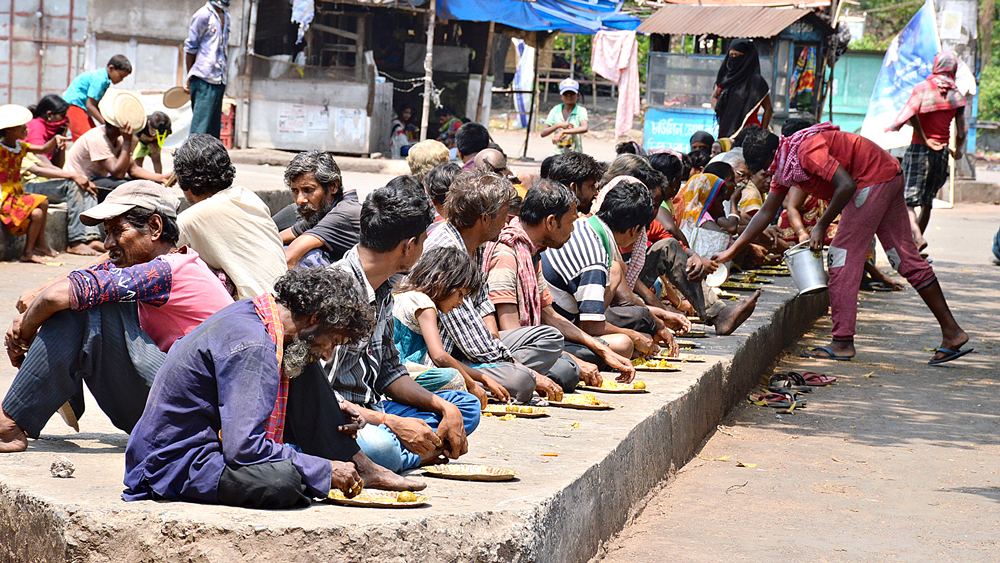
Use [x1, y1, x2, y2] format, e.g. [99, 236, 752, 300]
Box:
[419, 0, 436, 141]
[475, 21, 495, 123]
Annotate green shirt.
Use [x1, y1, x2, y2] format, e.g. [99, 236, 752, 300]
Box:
[544, 103, 588, 155]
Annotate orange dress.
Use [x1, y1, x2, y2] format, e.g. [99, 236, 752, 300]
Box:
[0, 140, 46, 236]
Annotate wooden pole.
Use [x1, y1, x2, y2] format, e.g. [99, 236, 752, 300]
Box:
[240, 0, 259, 148]
[419, 0, 436, 141]
[475, 21, 495, 123]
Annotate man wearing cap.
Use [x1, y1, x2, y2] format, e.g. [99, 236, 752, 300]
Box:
[540, 78, 589, 155]
[1, 181, 234, 453]
[64, 93, 171, 199]
[184, 0, 231, 138]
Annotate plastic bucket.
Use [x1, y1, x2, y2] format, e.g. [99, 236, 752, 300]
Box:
[783, 242, 828, 295]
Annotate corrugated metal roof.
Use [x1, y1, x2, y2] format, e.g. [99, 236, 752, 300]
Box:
[637, 5, 817, 38]
[657, 0, 831, 7]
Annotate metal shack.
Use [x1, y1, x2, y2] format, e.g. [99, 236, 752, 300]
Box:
[637, 4, 833, 152]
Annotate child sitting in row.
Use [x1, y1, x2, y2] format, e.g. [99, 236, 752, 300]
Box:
[393, 246, 510, 408]
[0, 104, 69, 263]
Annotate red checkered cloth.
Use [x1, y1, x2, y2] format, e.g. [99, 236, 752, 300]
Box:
[484, 217, 543, 327]
[768, 122, 840, 189]
[888, 52, 966, 132]
[253, 292, 288, 443]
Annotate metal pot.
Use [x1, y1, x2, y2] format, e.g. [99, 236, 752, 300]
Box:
[783, 242, 828, 295]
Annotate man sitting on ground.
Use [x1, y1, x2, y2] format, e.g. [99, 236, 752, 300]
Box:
[546, 152, 604, 214]
[456, 122, 490, 170]
[124, 267, 421, 508]
[484, 180, 637, 390]
[272, 151, 361, 269]
[1, 181, 233, 452]
[328, 178, 480, 473]
[424, 170, 568, 401]
[541, 180, 675, 359]
[407, 139, 450, 182]
[64, 94, 170, 198]
[20, 149, 104, 255]
[174, 134, 287, 299]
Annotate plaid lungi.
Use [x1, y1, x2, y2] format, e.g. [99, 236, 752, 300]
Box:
[902, 143, 949, 208]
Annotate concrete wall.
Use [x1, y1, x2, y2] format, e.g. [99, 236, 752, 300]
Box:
[88, 0, 245, 44]
[247, 78, 392, 155]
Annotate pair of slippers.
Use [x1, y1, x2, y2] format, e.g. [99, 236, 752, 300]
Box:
[747, 390, 807, 410]
[801, 345, 973, 365]
[768, 371, 836, 391]
[747, 371, 837, 410]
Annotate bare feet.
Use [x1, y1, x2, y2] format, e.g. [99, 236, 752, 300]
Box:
[34, 245, 59, 258]
[0, 410, 28, 453]
[930, 329, 970, 362]
[87, 240, 105, 252]
[712, 290, 760, 336]
[19, 254, 47, 264]
[67, 242, 100, 256]
[352, 451, 426, 491]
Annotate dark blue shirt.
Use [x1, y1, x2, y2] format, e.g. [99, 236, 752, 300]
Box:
[123, 299, 332, 503]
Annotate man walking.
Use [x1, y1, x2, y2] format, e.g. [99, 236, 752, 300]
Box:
[889, 52, 967, 252]
[184, 0, 231, 138]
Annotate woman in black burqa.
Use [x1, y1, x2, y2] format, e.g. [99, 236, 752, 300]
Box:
[712, 39, 773, 138]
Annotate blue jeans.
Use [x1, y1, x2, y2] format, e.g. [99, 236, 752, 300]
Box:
[189, 77, 226, 138]
[355, 390, 481, 473]
[993, 227, 1000, 264]
[24, 178, 101, 244]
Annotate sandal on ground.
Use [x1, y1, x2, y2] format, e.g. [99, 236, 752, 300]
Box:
[787, 371, 837, 386]
[800, 346, 852, 361]
[747, 391, 807, 409]
[768, 373, 813, 393]
[928, 347, 973, 366]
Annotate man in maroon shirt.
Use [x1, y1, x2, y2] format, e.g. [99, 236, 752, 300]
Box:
[889, 52, 968, 251]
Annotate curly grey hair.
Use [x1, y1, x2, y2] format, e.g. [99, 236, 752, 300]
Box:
[284, 150, 343, 194]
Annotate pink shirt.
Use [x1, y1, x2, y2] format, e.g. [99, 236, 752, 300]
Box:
[68, 247, 234, 352]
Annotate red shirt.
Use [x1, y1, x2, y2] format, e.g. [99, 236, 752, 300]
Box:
[770, 131, 900, 200]
[911, 108, 960, 146]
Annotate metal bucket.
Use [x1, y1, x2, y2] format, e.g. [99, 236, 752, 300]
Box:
[783, 242, 828, 295]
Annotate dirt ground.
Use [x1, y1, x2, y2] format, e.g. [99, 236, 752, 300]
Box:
[598, 203, 1000, 563]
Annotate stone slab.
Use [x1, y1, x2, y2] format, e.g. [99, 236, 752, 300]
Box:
[0, 278, 828, 562]
[0, 206, 68, 261]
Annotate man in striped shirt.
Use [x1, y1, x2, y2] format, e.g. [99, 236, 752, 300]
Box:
[326, 177, 480, 473]
[541, 180, 675, 356]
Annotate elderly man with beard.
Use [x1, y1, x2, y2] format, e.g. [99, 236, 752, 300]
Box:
[273, 150, 361, 269]
[2, 181, 234, 452]
[123, 268, 422, 508]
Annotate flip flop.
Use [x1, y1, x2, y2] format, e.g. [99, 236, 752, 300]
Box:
[747, 391, 807, 409]
[800, 346, 852, 361]
[928, 347, 973, 366]
[787, 371, 837, 386]
[768, 373, 813, 393]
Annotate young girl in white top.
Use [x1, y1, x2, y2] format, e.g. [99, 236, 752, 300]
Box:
[394, 246, 510, 408]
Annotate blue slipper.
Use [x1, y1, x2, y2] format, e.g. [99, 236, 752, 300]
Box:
[800, 346, 852, 361]
[928, 347, 973, 366]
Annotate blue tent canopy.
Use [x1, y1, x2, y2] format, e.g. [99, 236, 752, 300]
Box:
[437, 0, 640, 34]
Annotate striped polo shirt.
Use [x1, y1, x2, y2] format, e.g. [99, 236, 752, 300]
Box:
[540, 217, 610, 323]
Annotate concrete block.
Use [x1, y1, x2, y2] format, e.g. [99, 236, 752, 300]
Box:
[0, 280, 828, 562]
[0, 205, 67, 261]
[954, 181, 1000, 204]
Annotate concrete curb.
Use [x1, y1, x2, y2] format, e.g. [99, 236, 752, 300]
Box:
[0, 288, 828, 562]
[229, 149, 412, 176]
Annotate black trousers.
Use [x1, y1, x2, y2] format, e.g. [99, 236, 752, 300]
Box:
[217, 362, 360, 509]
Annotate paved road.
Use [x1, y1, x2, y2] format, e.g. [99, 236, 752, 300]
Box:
[599, 203, 1000, 563]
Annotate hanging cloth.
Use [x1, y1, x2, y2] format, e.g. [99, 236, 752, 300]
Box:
[591, 30, 641, 139]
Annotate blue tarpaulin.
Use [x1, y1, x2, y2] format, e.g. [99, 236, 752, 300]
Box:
[437, 0, 640, 34]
